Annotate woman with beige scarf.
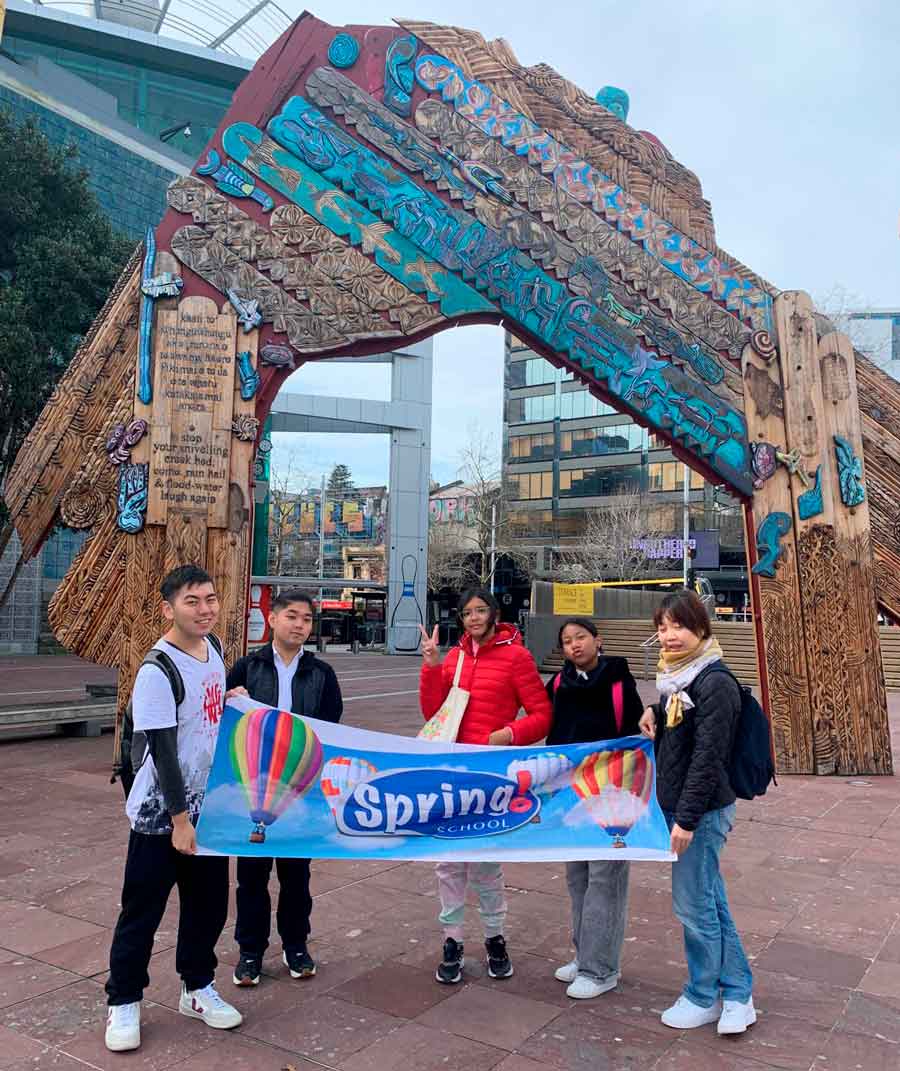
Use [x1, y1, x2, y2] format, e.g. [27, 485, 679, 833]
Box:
[639, 590, 754, 1036]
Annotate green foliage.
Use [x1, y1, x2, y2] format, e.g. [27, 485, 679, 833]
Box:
[327, 463, 354, 492]
[0, 109, 134, 507]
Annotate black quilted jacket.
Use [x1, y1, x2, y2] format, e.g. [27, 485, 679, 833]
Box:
[653, 662, 740, 831]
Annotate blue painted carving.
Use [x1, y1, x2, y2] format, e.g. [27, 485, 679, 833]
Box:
[227, 288, 262, 332]
[798, 465, 824, 520]
[141, 273, 183, 299]
[384, 33, 417, 116]
[138, 226, 156, 405]
[750, 441, 778, 489]
[328, 32, 360, 68]
[256, 97, 751, 492]
[415, 54, 772, 331]
[222, 123, 494, 320]
[197, 149, 274, 212]
[834, 435, 866, 506]
[684, 344, 725, 385]
[595, 86, 630, 122]
[751, 512, 792, 578]
[438, 148, 513, 204]
[116, 463, 149, 534]
[236, 350, 260, 400]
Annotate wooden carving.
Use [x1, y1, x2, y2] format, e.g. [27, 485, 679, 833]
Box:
[3, 14, 893, 775]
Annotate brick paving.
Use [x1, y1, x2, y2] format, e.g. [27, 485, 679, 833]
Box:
[0, 651, 898, 1070]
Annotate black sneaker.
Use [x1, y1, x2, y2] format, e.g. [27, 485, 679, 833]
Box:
[283, 946, 316, 979]
[232, 953, 262, 987]
[435, 938, 464, 984]
[485, 935, 513, 979]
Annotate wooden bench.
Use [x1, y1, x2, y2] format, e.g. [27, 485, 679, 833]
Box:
[0, 701, 116, 738]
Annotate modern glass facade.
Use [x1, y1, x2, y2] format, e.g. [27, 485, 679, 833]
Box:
[2, 30, 237, 162]
[501, 334, 747, 590]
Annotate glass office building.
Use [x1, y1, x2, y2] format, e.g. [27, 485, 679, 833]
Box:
[502, 334, 748, 599]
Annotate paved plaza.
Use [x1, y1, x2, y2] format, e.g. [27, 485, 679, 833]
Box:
[1, 652, 899, 1070]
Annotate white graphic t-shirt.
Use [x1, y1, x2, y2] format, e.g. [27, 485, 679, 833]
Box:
[125, 637, 226, 834]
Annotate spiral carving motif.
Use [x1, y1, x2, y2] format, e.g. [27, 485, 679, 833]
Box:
[232, 414, 260, 442]
[751, 329, 777, 364]
[328, 33, 360, 69]
[61, 477, 105, 530]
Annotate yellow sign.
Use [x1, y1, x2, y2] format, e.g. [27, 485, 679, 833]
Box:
[552, 584, 595, 615]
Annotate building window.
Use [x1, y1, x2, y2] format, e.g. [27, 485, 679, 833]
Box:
[559, 466, 643, 497]
[523, 394, 556, 422]
[647, 462, 705, 491]
[509, 432, 554, 461]
[558, 390, 615, 420]
[509, 471, 553, 499]
[560, 424, 645, 457]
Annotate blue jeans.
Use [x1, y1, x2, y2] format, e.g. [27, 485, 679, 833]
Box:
[665, 805, 752, 1006]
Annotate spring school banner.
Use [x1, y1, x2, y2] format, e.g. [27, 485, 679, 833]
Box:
[196, 696, 675, 862]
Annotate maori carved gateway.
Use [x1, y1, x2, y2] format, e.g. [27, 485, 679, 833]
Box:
[4, 15, 895, 775]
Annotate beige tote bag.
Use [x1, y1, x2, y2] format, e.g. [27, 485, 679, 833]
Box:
[417, 651, 469, 743]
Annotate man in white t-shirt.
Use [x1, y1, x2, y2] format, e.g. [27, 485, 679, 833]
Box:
[104, 565, 242, 1053]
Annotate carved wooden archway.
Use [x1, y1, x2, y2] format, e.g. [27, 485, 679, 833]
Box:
[6, 14, 894, 774]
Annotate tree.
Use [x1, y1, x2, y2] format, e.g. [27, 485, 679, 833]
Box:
[555, 493, 670, 582]
[815, 284, 892, 369]
[427, 517, 467, 594]
[327, 463, 354, 492]
[267, 451, 313, 576]
[0, 109, 133, 575]
[456, 428, 533, 588]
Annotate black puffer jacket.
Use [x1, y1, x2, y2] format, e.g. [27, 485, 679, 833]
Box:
[654, 662, 740, 831]
[546, 656, 643, 746]
[227, 644, 343, 723]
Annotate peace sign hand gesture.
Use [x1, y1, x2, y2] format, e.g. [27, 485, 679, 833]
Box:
[418, 624, 440, 667]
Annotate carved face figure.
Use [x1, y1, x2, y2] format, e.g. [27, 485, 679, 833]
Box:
[595, 86, 630, 122]
[751, 441, 778, 487]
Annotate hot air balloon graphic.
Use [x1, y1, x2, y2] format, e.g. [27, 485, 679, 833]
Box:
[319, 755, 378, 817]
[506, 753, 574, 819]
[571, 747, 653, 848]
[230, 707, 324, 843]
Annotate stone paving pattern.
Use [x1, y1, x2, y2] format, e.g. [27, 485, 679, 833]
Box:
[1, 652, 899, 1070]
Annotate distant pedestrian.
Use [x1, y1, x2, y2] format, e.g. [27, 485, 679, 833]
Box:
[418, 587, 552, 984]
[105, 565, 241, 1053]
[226, 588, 343, 987]
[639, 590, 755, 1035]
[546, 618, 643, 999]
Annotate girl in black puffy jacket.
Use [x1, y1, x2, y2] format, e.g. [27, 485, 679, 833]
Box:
[546, 618, 642, 1000]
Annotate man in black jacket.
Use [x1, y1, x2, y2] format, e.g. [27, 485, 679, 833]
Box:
[226, 588, 342, 986]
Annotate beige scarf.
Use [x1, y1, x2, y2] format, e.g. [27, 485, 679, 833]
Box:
[656, 636, 724, 728]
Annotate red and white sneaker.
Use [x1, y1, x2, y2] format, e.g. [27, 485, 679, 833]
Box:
[179, 983, 242, 1029]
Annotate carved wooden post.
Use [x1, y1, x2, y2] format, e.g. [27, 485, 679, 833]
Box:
[760, 292, 891, 774]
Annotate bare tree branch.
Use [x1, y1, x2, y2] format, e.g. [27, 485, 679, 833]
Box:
[555, 493, 671, 582]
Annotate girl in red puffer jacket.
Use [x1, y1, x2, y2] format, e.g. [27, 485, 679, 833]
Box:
[418, 587, 552, 986]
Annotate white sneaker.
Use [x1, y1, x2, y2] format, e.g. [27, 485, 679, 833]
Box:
[554, 960, 578, 983]
[566, 973, 619, 999]
[718, 997, 757, 1035]
[179, 983, 243, 1029]
[661, 994, 722, 1029]
[105, 1002, 140, 1052]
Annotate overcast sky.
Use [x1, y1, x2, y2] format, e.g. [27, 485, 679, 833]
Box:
[271, 0, 900, 489]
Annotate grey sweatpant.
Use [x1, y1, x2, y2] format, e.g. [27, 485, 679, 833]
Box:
[566, 859, 630, 982]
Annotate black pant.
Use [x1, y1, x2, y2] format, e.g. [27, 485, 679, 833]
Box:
[106, 830, 229, 1005]
[234, 856, 312, 957]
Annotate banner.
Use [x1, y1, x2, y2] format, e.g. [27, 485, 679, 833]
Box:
[197, 697, 674, 862]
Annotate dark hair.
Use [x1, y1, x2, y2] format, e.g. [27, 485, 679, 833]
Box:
[456, 586, 499, 629]
[652, 589, 711, 639]
[160, 565, 214, 602]
[557, 617, 599, 647]
[272, 587, 315, 614]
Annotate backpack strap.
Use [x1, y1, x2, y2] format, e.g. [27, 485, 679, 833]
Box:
[207, 633, 223, 660]
[612, 680, 624, 733]
[142, 649, 185, 707]
[552, 672, 562, 694]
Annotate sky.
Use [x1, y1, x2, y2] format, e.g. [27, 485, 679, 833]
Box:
[269, 0, 900, 490]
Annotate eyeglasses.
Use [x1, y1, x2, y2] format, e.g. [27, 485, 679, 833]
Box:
[461, 607, 491, 618]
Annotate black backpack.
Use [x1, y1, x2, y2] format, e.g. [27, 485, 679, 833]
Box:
[113, 634, 223, 798]
[692, 664, 776, 800]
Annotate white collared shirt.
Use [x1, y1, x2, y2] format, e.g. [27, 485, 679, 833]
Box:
[273, 644, 302, 711]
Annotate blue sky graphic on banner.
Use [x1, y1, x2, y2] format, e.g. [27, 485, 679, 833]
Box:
[197, 697, 674, 863]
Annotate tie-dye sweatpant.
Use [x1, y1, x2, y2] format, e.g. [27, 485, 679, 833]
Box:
[435, 861, 507, 941]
